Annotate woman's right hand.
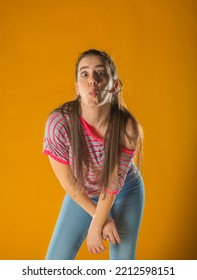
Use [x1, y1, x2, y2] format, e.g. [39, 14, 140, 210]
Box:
[102, 217, 121, 244]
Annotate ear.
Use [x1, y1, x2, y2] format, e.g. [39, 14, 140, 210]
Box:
[111, 79, 119, 93]
[75, 82, 80, 95]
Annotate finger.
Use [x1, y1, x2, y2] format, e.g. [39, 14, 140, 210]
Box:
[93, 246, 104, 254]
[104, 233, 114, 243]
[102, 234, 106, 240]
[104, 232, 116, 243]
[109, 234, 116, 244]
[95, 246, 106, 254]
[103, 235, 109, 240]
[113, 229, 121, 243]
[95, 247, 103, 254]
[99, 245, 106, 251]
[103, 234, 110, 240]
[91, 247, 98, 254]
[88, 246, 93, 254]
[91, 245, 104, 254]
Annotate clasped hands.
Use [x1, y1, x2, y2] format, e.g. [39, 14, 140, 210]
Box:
[87, 216, 121, 254]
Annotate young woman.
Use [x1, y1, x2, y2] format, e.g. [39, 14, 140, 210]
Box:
[42, 49, 145, 260]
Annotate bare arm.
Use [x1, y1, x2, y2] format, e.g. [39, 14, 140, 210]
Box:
[48, 156, 96, 217]
[90, 191, 116, 232]
[48, 156, 120, 254]
[87, 191, 120, 254]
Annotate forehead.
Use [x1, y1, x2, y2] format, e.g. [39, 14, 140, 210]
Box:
[78, 55, 108, 70]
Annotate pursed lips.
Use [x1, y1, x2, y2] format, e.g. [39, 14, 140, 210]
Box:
[89, 92, 97, 96]
[89, 87, 99, 96]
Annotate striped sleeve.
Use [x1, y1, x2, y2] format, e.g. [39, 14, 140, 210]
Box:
[42, 111, 70, 165]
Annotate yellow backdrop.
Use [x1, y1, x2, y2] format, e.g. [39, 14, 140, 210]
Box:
[0, 0, 196, 260]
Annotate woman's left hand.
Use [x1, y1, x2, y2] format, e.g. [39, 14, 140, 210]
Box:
[87, 228, 106, 254]
[102, 216, 121, 244]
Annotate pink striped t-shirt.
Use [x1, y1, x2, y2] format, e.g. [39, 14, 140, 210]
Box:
[42, 111, 136, 197]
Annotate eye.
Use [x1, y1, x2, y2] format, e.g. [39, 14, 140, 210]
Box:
[97, 70, 106, 77]
[81, 71, 88, 77]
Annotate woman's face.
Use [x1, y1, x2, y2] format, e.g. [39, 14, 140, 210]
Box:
[75, 55, 115, 107]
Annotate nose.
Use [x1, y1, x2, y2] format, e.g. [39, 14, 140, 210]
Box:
[89, 74, 98, 85]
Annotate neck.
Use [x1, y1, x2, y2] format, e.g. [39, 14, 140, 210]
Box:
[80, 102, 111, 128]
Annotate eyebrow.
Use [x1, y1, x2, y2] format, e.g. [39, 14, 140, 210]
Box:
[79, 65, 106, 72]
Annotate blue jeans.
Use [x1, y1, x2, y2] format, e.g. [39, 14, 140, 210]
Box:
[45, 164, 145, 260]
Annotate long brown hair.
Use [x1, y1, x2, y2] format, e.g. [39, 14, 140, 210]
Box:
[54, 49, 143, 194]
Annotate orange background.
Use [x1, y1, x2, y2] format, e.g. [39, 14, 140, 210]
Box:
[0, 0, 196, 260]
